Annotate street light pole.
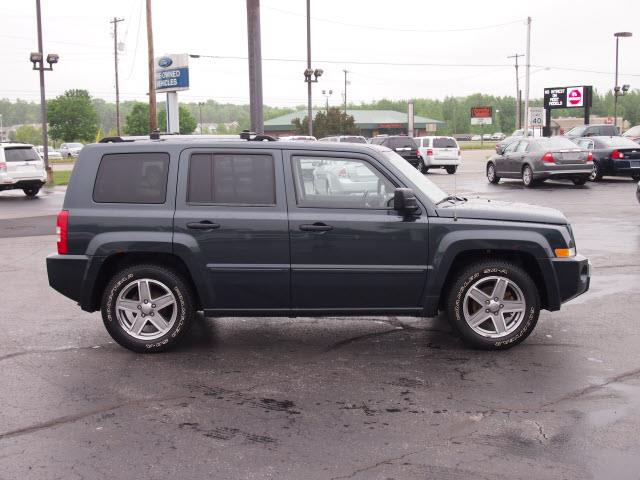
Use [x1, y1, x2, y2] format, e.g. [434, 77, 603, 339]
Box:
[508, 54, 523, 129]
[146, 0, 157, 132]
[111, 17, 124, 136]
[306, 0, 312, 136]
[613, 31, 632, 133]
[35, 0, 51, 184]
[198, 102, 204, 134]
[523, 17, 531, 138]
[246, 0, 264, 133]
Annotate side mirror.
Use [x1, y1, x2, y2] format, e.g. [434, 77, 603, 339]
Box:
[393, 188, 420, 214]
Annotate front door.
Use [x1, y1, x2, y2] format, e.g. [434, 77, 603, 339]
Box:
[174, 148, 290, 311]
[284, 151, 429, 313]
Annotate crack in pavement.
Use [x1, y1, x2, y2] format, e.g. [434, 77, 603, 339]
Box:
[329, 448, 427, 480]
[0, 395, 186, 441]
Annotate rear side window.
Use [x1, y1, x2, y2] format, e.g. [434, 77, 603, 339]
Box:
[433, 137, 457, 148]
[4, 147, 40, 162]
[187, 153, 275, 205]
[93, 153, 169, 204]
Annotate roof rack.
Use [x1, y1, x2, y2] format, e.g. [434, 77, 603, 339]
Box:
[97, 131, 278, 143]
[239, 130, 277, 142]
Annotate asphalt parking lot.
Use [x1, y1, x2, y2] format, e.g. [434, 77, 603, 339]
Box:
[1, 150, 639, 480]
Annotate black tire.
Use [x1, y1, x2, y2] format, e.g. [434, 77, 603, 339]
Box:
[631, 173, 640, 181]
[522, 165, 535, 188]
[572, 177, 587, 186]
[101, 264, 195, 353]
[445, 259, 540, 350]
[486, 162, 500, 184]
[418, 158, 428, 174]
[589, 161, 603, 182]
[445, 166, 457, 175]
[23, 186, 40, 198]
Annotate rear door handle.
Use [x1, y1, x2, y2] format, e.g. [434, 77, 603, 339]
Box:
[187, 221, 220, 230]
[299, 223, 333, 232]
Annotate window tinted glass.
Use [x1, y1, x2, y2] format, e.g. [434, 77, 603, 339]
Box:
[370, 137, 385, 145]
[292, 156, 394, 209]
[433, 137, 457, 148]
[4, 147, 40, 162]
[93, 153, 169, 204]
[389, 137, 417, 149]
[504, 142, 519, 154]
[577, 139, 593, 150]
[187, 153, 275, 205]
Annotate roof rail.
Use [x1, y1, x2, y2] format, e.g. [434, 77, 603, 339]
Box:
[239, 130, 277, 142]
[99, 136, 134, 143]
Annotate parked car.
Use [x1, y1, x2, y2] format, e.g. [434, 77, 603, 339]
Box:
[369, 135, 420, 169]
[486, 136, 592, 187]
[512, 129, 534, 137]
[318, 135, 367, 144]
[573, 136, 640, 181]
[46, 134, 590, 352]
[59, 142, 84, 157]
[0, 142, 47, 197]
[35, 145, 63, 160]
[482, 133, 492, 141]
[564, 124, 618, 139]
[491, 132, 506, 140]
[311, 159, 381, 195]
[453, 134, 473, 141]
[471, 135, 482, 141]
[414, 136, 462, 174]
[622, 125, 640, 143]
[637, 181, 640, 204]
[278, 136, 316, 142]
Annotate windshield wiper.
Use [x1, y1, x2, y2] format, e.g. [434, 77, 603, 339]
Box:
[435, 194, 467, 206]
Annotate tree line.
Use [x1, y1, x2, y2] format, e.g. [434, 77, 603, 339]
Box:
[2, 88, 639, 144]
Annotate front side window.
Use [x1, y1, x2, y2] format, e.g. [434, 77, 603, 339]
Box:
[292, 156, 395, 209]
[504, 142, 519, 154]
[516, 141, 529, 153]
[187, 153, 275, 205]
[93, 152, 169, 204]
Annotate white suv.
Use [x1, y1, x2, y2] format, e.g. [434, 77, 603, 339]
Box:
[0, 143, 47, 197]
[414, 136, 462, 174]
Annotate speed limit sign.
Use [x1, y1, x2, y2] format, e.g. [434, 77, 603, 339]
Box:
[529, 107, 545, 127]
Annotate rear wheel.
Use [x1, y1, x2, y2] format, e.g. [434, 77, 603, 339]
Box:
[522, 165, 535, 187]
[445, 166, 457, 175]
[486, 162, 500, 184]
[101, 264, 195, 353]
[23, 186, 40, 198]
[418, 158, 428, 174]
[589, 162, 603, 182]
[572, 177, 587, 186]
[445, 260, 540, 350]
[631, 173, 640, 181]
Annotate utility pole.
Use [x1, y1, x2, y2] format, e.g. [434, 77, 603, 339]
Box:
[343, 69, 349, 114]
[35, 0, 51, 184]
[508, 53, 524, 130]
[145, 0, 157, 132]
[523, 17, 531, 137]
[246, 0, 264, 133]
[306, 0, 312, 136]
[198, 102, 204, 134]
[111, 17, 124, 136]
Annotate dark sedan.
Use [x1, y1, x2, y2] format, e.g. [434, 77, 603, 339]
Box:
[486, 136, 592, 188]
[573, 136, 640, 181]
[370, 135, 421, 169]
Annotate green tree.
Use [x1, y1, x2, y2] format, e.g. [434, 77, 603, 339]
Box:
[47, 89, 98, 142]
[158, 105, 197, 134]
[13, 124, 43, 144]
[292, 107, 358, 137]
[124, 102, 149, 135]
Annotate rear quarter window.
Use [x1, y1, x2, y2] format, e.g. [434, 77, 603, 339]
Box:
[93, 152, 170, 204]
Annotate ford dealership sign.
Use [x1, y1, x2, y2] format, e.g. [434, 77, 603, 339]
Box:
[154, 54, 189, 92]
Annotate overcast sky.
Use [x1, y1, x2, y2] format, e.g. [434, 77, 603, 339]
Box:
[2, 0, 639, 107]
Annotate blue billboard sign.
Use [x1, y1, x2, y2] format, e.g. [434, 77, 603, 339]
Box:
[154, 54, 189, 92]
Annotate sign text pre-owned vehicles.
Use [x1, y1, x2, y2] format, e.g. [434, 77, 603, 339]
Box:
[46, 136, 590, 353]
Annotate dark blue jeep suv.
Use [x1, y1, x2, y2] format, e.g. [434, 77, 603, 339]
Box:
[47, 134, 590, 352]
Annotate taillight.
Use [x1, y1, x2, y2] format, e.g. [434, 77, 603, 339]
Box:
[587, 151, 593, 162]
[0, 161, 6, 172]
[611, 150, 624, 160]
[338, 167, 348, 177]
[426, 149, 433, 156]
[56, 210, 69, 254]
[542, 152, 555, 163]
[458, 149, 461, 156]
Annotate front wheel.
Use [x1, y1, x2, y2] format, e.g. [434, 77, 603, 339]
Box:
[445, 166, 457, 175]
[631, 173, 640, 181]
[445, 260, 540, 350]
[486, 162, 500, 184]
[101, 264, 195, 353]
[572, 177, 587, 186]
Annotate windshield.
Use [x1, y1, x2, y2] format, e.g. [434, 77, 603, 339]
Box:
[383, 151, 446, 203]
[533, 137, 580, 150]
[623, 126, 640, 137]
[566, 126, 586, 136]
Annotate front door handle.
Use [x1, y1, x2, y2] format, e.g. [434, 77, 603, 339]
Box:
[299, 223, 333, 232]
[187, 221, 220, 231]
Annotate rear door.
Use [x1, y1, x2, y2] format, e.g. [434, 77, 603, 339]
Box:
[173, 147, 290, 311]
[3, 146, 44, 179]
[284, 149, 429, 312]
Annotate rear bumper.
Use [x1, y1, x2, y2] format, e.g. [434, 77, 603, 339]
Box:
[423, 156, 462, 167]
[0, 179, 46, 191]
[550, 254, 591, 305]
[534, 167, 592, 180]
[46, 254, 90, 304]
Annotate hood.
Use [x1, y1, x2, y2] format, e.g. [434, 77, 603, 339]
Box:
[436, 198, 567, 225]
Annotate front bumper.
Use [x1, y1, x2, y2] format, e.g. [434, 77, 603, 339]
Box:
[551, 254, 590, 305]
